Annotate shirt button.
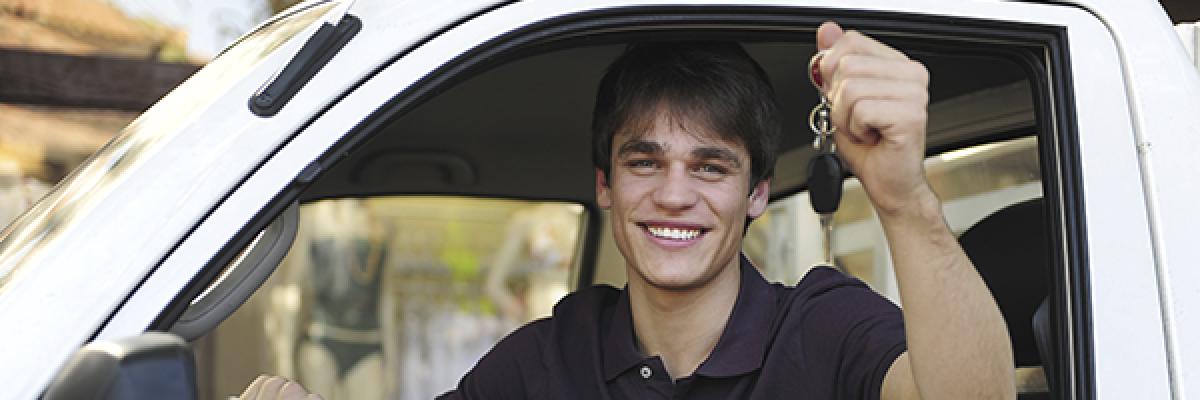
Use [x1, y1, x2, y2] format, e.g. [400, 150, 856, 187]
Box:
[640, 365, 653, 379]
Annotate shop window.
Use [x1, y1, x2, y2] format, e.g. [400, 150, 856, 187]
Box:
[196, 197, 586, 399]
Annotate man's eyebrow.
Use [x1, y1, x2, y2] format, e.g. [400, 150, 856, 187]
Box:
[616, 140, 663, 158]
[692, 147, 742, 168]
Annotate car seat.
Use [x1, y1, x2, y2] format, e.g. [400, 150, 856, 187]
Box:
[958, 197, 1057, 399]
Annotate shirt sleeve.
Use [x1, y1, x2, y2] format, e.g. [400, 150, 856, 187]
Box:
[436, 319, 551, 400]
[792, 270, 907, 400]
[834, 292, 907, 400]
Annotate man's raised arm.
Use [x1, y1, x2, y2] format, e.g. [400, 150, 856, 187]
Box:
[814, 21, 1016, 400]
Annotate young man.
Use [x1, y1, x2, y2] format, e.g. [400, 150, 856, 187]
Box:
[242, 22, 1015, 400]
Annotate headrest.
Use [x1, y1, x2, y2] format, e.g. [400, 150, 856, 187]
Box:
[958, 197, 1048, 367]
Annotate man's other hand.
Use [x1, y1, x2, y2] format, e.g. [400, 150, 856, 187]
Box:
[815, 21, 935, 217]
[239, 375, 324, 400]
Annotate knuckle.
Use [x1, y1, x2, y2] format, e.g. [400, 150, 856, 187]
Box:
[901, 105, 927, 128]
[911, 108, 928, 126]
[839, 79, 864, 101]
[915, 89, 929, 106]
[844, 30, 867, 43]
[907, 61, 930, 84]
[844, 103, 866, 133]
[902, 83, 929, 105]
[838, 55, 868, 76]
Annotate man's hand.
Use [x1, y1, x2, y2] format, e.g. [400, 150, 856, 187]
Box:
[239, 375, 324, 400]
[815, 21, 934, 216]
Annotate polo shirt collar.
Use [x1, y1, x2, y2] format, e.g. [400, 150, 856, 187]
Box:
[602, 254, 776, 381]
[602, 285, 642, 381]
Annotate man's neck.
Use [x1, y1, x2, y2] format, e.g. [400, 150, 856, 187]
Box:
[627, 258, 742, 380]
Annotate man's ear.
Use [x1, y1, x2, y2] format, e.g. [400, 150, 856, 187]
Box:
[747, 179, 769, 218]
[596, 168, 612, 209]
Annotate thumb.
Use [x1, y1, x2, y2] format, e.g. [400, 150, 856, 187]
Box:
[816, 21, 844, 50]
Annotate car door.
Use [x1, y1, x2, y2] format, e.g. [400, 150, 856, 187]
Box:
[52, 1, 1195, 399]
[0, 1, 507, 398]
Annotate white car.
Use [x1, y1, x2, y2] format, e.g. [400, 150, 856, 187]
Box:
[2, 0, 1198, 398]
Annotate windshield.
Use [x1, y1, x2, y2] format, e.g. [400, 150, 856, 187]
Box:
[0, 1, 339, 290]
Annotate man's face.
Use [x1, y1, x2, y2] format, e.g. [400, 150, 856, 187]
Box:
[597, 113, 769, 291]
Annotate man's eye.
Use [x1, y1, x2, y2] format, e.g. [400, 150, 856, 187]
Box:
[697, 164, 728, 175]
[626, 159, 657, 169]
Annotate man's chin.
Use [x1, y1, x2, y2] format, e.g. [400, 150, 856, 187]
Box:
[642, 276, 709, 292]
[632, 263, 718, 292]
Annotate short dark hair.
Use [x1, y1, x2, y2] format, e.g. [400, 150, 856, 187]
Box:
[591, 41, 781, 185]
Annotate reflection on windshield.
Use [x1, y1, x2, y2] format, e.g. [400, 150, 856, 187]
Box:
[0, 2, 335, 290]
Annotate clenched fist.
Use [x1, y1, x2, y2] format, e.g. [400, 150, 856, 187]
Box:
[814, 21, 935, 216]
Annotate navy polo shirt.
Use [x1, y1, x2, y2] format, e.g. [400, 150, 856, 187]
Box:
[440, 255, 907, 399]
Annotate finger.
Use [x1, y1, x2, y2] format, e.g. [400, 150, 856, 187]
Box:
[240, 375, 269, 400]
[257, 376, 287, 400]
[813, 22, 844, 91]
[279, 381, 309, 400]
[828, 78, 928, 140]
[818, 30, 910, 93]
[838, 30, 909, 60]
[830, 55, 928, 89]
[843, 99, 928, 147]
[828, 76, 928, 118]
[816, 21, 844, 51]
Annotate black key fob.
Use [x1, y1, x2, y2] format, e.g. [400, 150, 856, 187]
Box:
[807, 152, 844, 214]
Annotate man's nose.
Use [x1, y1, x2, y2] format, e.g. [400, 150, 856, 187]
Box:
[652, 164, 699, 211]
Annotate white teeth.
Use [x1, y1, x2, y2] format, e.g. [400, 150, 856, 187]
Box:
[646, 226, 701, 240]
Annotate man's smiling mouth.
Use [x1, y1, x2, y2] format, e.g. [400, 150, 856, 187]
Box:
[638, 223, 709, 241]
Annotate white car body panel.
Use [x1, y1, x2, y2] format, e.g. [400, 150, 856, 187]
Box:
[0, 0, 503, 397]
[1176, 22, 1198, 64]
[1081, 2, 1200, 398]
[0, 0, 1196, 398]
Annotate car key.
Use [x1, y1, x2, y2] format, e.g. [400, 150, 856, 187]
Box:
[806, 50, 844, 267]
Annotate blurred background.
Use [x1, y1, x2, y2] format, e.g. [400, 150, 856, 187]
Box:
[0, 0, 306, 225]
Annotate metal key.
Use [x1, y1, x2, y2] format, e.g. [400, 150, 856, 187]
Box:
[806, 50, 844, 267]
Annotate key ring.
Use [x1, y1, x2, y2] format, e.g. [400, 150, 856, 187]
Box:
[808, 49, 829, 90]
[808, 50, 835, 152]
[809, 103, 835, 151]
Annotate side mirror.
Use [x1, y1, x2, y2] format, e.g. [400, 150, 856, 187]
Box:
[42, 332, 197, 400]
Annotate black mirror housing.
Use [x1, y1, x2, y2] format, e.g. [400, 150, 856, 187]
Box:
[42, 332, 197, 400]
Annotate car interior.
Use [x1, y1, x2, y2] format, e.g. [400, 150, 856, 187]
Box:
[154, 19, 1063, 400]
